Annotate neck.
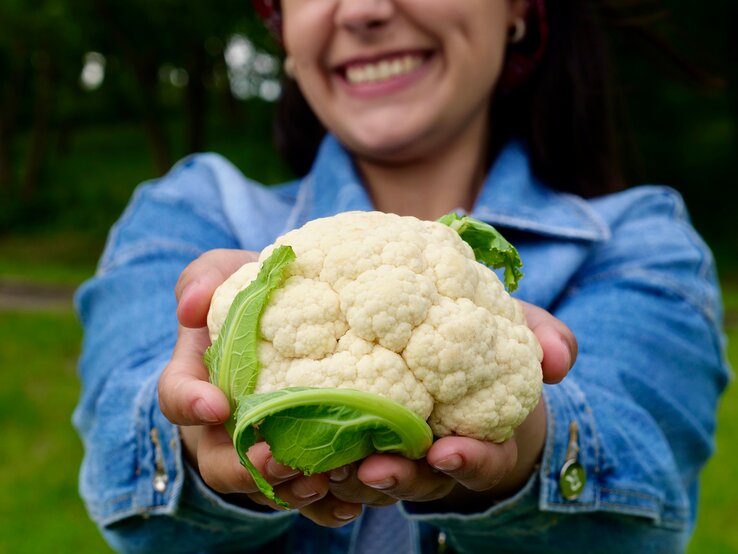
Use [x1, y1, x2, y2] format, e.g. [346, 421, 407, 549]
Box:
[355, 114, 491, 221]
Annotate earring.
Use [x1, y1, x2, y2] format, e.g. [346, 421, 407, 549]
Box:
[283, 56, 296, 79]
[508, 18, 526, 44]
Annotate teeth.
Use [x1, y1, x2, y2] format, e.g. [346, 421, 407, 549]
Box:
[346, 55, 424, 85]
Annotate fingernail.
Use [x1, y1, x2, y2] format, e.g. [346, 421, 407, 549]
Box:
[193, 399, 219, 424]
[267, 458, 301, 480]
[333, 506, 360, 521]
[432, 454, 463, 472]
[292, 482, 320, 500]
[179, 280, 199, 304]
[561, 337, 573, 369]
[329, 466, 350, 483]
[365, 477, 396, 490]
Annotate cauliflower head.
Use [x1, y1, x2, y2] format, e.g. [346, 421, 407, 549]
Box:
[208, 211, 542, 444]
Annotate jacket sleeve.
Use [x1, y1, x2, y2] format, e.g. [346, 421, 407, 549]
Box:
[72, 156, 295, 553]
[402, 188, 730, 553]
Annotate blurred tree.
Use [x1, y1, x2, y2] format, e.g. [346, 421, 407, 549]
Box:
[1, 0, 278, 229]
[0, 0, 87, 207]
[80, 0, 271, 173]
[604, 0, 736, 260]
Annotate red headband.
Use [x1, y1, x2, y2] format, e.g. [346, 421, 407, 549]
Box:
[253, 0, 282, 38]
[252, 0, 548, 92]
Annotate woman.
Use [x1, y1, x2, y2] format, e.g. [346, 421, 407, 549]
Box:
[73, 1, 729, 552]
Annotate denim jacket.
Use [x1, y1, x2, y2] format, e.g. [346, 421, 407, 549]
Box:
[73, 136, 729, 553]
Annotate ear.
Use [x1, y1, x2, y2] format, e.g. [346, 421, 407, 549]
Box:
[508, 0, 529, 24]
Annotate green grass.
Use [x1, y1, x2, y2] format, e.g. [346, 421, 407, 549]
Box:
[0, 310, 112, 553]
[0, 231, 101, 285]
[689, 374, 738, 554]
[688, 280, 738, 553]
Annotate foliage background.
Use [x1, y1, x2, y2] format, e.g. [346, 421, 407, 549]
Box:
[0, 1, 735, 552]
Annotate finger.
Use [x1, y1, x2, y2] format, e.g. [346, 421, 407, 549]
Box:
[520, 300, 577, 384]
[426, 436, 517, 492]
[175, 249, 259, 328]
[158, 326, 230, 426]
[256, 473, 330, 511]
[297, 494, 364, 528]
[356, 454, 455, 502]
[197, 432, 302, 496]
[327, 464, 396, 507]
[197, 425, 257, 494]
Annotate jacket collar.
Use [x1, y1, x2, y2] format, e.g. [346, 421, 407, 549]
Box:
[288, 135, 610, 242]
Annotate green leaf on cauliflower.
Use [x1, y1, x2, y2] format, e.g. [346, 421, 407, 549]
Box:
[234, 387, 433, 508]
[204, 244, 296, 418]
[438, 212, 524, 292]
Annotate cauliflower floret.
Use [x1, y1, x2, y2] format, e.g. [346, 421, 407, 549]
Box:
[474, 263, 525, 324]
[340, 266, 437, 352]
[429, 314, 543, 441]
[260, 275, 348, 359]
[256, 332, 434, 420]
[208, 211, 542, 442]
[403, 297, 499, 404]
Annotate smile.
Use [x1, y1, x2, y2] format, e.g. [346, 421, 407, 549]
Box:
[343, 54, 427, 85]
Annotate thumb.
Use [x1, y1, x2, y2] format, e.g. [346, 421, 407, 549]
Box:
[175, 249, 259, 328]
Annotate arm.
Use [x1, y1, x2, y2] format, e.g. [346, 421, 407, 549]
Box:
[72, 157, 296, 553]
[401, 190, 729, 552]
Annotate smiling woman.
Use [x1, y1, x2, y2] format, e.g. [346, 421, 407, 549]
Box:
[281, 1, 512, 163]
[72, 0, 729, 553]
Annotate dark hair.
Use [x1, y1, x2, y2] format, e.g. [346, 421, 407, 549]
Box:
[274, 0, 629, 198]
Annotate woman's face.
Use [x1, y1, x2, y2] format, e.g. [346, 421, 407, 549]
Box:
[281, 0, 523, 162]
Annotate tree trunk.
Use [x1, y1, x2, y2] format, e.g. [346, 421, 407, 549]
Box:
[56, 116, 75, 156]
[185, 46, 208, 154]
[0, 41, 27, 195]
[21, 49, 54, 204]
[92, 0, 171, 174]
[727, 6, 738, 146]
[135, 62, 171, 174]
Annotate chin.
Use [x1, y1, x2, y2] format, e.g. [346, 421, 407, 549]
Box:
[342, 129, 433, 164]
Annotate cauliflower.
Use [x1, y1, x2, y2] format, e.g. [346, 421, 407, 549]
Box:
[205, 211, 542, 507]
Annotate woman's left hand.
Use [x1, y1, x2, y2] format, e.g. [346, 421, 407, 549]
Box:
[297, 301, 577, 526]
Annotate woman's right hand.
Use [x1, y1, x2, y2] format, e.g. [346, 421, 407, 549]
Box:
[157, 249, 336, 514]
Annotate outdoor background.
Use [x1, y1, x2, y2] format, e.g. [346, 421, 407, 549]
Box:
[0, 1, 736, 552]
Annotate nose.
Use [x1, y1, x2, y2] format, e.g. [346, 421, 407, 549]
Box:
[334, 0, 395, 33]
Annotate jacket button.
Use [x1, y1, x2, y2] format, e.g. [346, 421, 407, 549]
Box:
[559, 459, 586, 500]
[559, 421, 585, 500]
[153, 470, 168, 493]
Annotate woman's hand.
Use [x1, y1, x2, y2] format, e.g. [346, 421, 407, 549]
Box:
[158, 250, 577, 525]
[158, 249, 336, 513]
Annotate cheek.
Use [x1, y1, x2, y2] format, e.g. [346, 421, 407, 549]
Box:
[404, 1, 510, 81]
[282, 2, 333, 63]
[282, 8, 337, 110]
[460, 19, 510, 95]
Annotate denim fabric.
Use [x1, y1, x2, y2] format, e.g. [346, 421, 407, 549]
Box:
[73, 135, 730, 553]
